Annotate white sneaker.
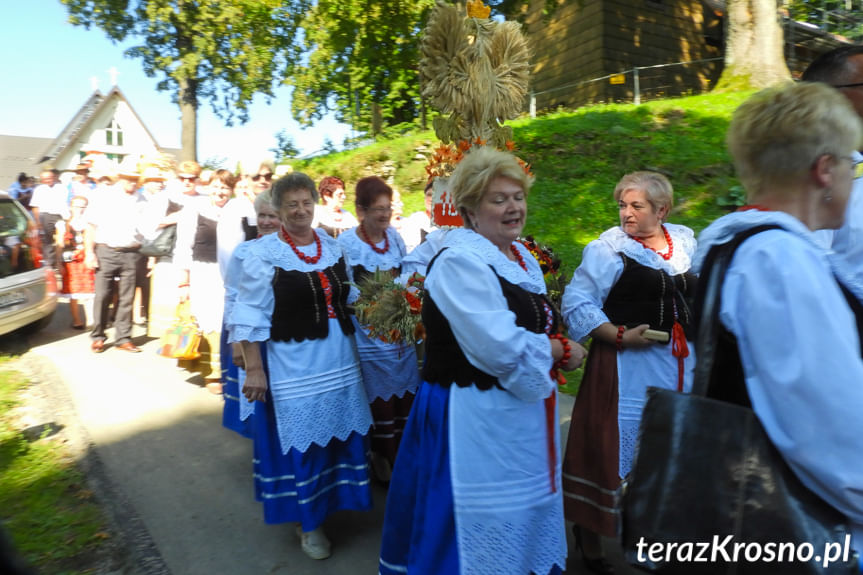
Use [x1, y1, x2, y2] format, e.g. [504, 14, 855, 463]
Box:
[298, 526, 331, 560]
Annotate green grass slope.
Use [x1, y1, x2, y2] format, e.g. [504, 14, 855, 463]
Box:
[292, 90, 754, 274]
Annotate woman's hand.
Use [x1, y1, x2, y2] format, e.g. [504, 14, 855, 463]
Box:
[550, 337, 588, 371]
[565, 342, 588, 370]
[84, 249, 98, 271]
[231, 342, 245, 368]
[243, 367, 268, 403]
[621, 324, 654, 348]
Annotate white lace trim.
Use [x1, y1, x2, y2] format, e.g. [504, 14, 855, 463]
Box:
[229, 325, 270, 344]
[253, 227, 346, 273]
[454, 485, 566, 575]
[568, 306, 609, 343]
[598, 223, 695, 276]
[270, 362, 372, 453]
[337, 226, 406, 272]
[618, 396, 646, 478]
[442, 229, 546, 294]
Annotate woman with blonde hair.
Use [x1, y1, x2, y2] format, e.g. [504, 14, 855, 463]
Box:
[693, 81, 863, 568]
[380, 146, 585, 575]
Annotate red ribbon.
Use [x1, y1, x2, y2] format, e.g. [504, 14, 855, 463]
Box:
[671, 320, 689, 392]
[545, 393, 557, 493]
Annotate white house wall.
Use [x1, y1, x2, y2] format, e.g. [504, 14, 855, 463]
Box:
[54, 98, 160, 171]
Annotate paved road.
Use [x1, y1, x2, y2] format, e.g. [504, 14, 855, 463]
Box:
[7, 301, 640, 575]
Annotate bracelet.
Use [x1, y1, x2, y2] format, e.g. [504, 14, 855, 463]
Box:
[616, 325, 626, 351]
[548, 333, 572, 385]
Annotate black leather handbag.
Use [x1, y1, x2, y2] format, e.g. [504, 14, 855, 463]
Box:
[620, 226, 859, 574]
[139, 225, 176, 258]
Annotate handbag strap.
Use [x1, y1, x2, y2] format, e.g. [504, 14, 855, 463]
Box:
[691, 224, 781, 399]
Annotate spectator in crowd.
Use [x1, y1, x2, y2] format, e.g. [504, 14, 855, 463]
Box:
[169, 160, 202, 205]
[400, 178, 436, 252]
[175, 168, 233, 389]
[227, 172, 373, 560]
[55, 195, 95, 329]
[66, 162, 95, 202]
[314, 176, 357, 237]
[251, 159, 275, 196]
[380, 147, 585, 575]
[220, 188, 278, 439]
[338, 176, 420, 482]
[694, 80, 863, 570]
[30, 169, 69, 268]
[560, 171, 697, 574]
[139, 166, 184, 339]
[6, 173, 32, 203]
[85, 160, 147, 353]
[802, 44, 863, 298]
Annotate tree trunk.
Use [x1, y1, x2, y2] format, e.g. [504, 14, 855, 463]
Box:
[715, 0, 791, 91]
[178, 77, 198, 162]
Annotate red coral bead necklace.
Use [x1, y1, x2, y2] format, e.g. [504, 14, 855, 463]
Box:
[359, 223, 389, 254]
[281, 225, 322, 264]
[510, 244, 528, 271]
[632, 224, 673, 261]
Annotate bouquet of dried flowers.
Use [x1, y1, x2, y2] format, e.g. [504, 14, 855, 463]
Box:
[518, 235, 566, 311]
[354, 271, 426, 345]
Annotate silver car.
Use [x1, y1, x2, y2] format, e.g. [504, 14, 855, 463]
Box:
[0, 193, 57, 335]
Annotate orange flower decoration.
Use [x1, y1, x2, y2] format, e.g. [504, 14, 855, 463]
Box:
[467, 0, 491, 19]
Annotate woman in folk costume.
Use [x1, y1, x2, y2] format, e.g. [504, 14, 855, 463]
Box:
[561, 171, 697, 574]
[695, 81, 863, 571]
[228, 172, 372, 560]
[379, 147, 586, 575]
[220, 188, 279, 438]
[337, 176, 420, 482]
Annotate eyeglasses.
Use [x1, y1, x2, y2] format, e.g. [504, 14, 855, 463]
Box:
[179, 176, 197, 182]
[832, 82, 863, 89]
[253, 173, 273, 182]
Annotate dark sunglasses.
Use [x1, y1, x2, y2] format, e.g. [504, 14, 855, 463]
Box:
[253, 173, 273, 182]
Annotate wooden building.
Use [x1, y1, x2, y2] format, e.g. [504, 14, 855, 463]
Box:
[520, 0, 846, 112]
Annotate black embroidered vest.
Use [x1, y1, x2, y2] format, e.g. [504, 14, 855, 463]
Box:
[192, 214, 218, 263]
[603, 254, 697, 341]
[422, 249, 559, 390]
[270, 257, 355, 343]
[242, 217, 258, 241]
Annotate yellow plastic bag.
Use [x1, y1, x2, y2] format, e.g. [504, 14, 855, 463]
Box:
[157, 302, 202, 360]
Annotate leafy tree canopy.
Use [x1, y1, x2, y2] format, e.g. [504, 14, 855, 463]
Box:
[62, 0, 307, 124]
[61, 0, 310, 160]
[270, 129, 301, 161]
[785, 0, 863, 41]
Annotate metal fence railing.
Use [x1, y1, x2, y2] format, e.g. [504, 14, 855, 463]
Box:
[528, 57, 724, 118]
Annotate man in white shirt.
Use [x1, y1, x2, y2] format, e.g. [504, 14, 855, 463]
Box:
[30, 169, 69, 268]
[84, 163, 147, 353]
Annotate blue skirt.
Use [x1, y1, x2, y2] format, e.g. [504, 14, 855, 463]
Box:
[252, 383, 373, 530]
[379, 382, 564, 575]
[379, 381, 459, 574]
[220, 324, 254, 439]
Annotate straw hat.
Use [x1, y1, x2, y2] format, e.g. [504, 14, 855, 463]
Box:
[116, 157, 141, 180]
[140, 166, 166, 183]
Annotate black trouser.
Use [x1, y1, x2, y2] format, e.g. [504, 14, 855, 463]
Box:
[91, 245, 140, 344]
[39, 212, 62, 269]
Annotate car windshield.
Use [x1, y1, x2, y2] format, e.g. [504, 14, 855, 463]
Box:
[0, 200, 38, 278]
